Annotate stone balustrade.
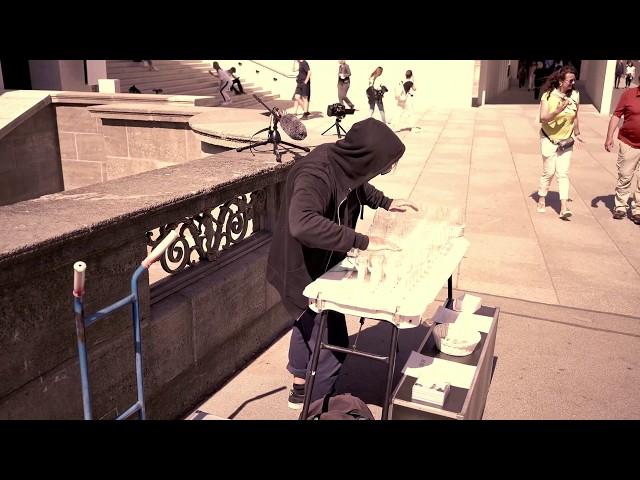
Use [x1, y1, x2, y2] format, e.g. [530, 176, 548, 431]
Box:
[0, 150, 293, 419]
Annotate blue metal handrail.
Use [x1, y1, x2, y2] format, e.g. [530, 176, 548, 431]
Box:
[72, 230, 178, 420]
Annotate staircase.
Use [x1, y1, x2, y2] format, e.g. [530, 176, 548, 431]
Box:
[106, 60, 288, 108]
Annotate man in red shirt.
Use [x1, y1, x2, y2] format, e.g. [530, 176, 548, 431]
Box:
[605, 76, 640, 223]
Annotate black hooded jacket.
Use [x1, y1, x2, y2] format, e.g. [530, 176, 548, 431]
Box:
[267, 118, 406, 316]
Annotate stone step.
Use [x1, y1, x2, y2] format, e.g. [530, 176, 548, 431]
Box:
[108, 59, 209, 67]
[108, 66, 212, 81]
[107, 60, 209, 72]
[120, 76, 257, 92]
[121, 76, 220, 92]
[106, 60, 283, 107]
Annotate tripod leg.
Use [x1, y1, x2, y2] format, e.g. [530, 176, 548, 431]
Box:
[236, 140, 269, 152]
[279, 140, 310, 152]
[338, 123, 348, 136]
[321, 123, 337, 136]
[273, 141, 282, 163]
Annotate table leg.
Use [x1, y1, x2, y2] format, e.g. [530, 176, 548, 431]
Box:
[301, 310, 328, 420]
[446, 275, 453, 309]
[381, 325, 399, 420]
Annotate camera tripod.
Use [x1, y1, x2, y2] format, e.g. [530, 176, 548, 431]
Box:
[236, 94, 310, 162]
[321, 115, 348, 139]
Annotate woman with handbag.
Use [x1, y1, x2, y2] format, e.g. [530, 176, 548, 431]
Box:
[367, 66, 387, 124]
[537, 65, 584, 219]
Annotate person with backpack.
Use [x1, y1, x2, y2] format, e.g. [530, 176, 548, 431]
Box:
[394, 70, 420, 132]
[266, 118, 418, 409]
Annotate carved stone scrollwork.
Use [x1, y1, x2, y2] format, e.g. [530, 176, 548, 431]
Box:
[146, 190, 267, 274]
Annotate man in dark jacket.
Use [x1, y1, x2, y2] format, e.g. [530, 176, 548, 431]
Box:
[267, 117, 418, 409]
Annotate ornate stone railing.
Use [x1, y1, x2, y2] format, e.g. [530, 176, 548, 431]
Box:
[0, 150, 294, 419]
[147, 189, 266, 274]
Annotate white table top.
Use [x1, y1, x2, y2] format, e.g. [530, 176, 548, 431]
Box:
[303, 237, 470, 329]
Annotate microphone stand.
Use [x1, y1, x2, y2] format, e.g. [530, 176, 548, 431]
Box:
[236, 94, 310, 163]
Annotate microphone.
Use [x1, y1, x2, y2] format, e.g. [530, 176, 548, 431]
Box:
[252, 93, 307, 141]
[277, 111, 307, 140]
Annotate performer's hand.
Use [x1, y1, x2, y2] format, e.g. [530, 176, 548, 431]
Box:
[367, 236, 401, 252]
[389, 199, 419, 212]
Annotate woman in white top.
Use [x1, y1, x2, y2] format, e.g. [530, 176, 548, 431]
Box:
[209, 61, 232, 105]
[625, 62, 636, 88]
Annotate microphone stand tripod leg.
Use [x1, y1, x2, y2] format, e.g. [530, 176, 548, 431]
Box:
[279, 140, 310, 152]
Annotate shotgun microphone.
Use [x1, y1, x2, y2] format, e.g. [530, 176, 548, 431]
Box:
[277, 111, 307, 140]
[252, 94, 307, 140]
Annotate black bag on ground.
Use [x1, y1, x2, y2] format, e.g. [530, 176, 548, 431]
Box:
[302, 393, 375, 420]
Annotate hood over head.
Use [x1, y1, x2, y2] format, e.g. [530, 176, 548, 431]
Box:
[328, 118, 405, 193]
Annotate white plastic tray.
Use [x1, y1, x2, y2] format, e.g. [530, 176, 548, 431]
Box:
[303, 237, 470, 328]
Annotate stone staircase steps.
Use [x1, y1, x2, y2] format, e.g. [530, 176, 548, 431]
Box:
[108, 60, 210, 73]
[106, 60, 286, 109]
[110, 66, 212, 82]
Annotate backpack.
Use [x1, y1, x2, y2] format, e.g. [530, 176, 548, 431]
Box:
[302, 394, 375, 420]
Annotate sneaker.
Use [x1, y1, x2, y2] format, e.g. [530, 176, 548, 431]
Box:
[301, 112, 310, 119]
[287, 384, 305, 410]
[560, 209, 572, 220]
[537, 203, 546, 213]
[612, 210, 626, 220]
[631, 213, 640, 225]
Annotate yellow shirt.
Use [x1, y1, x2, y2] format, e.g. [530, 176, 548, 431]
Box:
[541, 89, 580, 141]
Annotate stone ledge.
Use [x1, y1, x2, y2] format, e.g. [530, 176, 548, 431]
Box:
[0, 150, 294, 273]
[49, 91, 216, 107]
[0, 91, 52, 141]
[87, 102, 212, 123]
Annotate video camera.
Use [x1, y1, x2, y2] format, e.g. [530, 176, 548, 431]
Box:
[327, 103, 355, 118]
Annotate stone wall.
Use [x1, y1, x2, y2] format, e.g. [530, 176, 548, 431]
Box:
[54, 96, 218, 191]
[55, 103, 108, 190]
[0, 105, 63, 206]
[87, 103, 224, 183]
[0, 151, 292, 419]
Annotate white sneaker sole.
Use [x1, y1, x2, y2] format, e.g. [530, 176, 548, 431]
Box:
[287, 401, 303, 410]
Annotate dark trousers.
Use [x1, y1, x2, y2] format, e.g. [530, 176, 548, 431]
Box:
[287, 307, 349, 403]
[231, 78, 244, 94]
[534, 86, 540, 100]
[615, 75, 622, 89]
[338, 81, 354, 108]
[626, 74, 633, 88]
